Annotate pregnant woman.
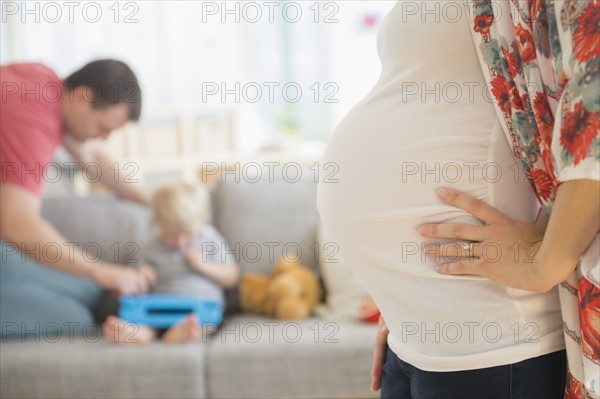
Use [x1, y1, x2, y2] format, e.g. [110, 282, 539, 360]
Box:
[318, 1, 567, 398]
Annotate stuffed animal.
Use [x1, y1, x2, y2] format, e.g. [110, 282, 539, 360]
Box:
[239, 258, 322, 320]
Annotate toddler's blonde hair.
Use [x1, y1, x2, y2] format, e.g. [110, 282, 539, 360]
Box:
[152, 183, 210, 231]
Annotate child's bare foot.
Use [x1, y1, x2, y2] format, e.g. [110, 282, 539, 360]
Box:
[102, 315, 157, 345]
[162, 314, 202, 344]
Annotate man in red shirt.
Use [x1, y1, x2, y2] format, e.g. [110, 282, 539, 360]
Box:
[1, 60, 153, 337]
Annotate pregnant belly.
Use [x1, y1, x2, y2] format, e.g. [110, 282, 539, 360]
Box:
[317, 101, 498, 279]
[315, 97, 562, 366]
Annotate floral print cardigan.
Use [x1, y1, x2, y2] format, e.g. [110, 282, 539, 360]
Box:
[467, 1, 599, 398]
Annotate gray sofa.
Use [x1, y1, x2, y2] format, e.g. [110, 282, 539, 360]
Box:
[0, 170, 378, 399]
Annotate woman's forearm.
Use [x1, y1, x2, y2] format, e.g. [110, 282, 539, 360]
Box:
[534, 179, 600, 292]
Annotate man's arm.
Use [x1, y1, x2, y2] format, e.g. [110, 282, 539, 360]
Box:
[62, 135, 150, 205]
[0, 182, 149, 294]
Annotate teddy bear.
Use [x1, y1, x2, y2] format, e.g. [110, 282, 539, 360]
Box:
[239, 258, 322, 320]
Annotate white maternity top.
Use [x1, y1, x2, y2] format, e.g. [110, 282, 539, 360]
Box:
[317, 1, 564, 371]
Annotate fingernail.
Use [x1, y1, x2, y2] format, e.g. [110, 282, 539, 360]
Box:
[437, 188, 449, 200]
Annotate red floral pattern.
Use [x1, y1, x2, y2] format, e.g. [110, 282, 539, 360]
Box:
[579, 278, 600, 363]
[529, 168, 554, 202]
[541, 148, 558, 183]
[474, 13, 494, 35]
[528, 0, 542, 27]
[515, 24, 537, 64]
[560, 102, 600, 166]
[490, 74, 524, 114]
[533, 92, 554, 144]
[565, 372, 583, 399]
[470, 1, 600, 397]
[502, 46, 522, 77]
[490, 75, 512, 114]
[558, 70, 570, 96]
[573, 6, 600, 63]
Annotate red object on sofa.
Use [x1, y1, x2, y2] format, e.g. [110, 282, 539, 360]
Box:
[359, 297, 380, 324]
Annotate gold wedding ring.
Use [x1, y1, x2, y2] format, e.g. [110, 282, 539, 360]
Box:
[462, 242, 474, 258]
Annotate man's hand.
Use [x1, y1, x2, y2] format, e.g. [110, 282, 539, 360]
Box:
[91, 263, 151, 295]
[370, 316, 389, 392]
[138, 265, 157, 287]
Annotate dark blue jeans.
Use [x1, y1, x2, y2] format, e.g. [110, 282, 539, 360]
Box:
[381, 346, 566, 399]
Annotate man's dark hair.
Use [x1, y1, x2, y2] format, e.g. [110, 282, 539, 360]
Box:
[64, 59, 142, 121]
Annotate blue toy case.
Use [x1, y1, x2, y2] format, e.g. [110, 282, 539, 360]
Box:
[119, 294, 223, 328]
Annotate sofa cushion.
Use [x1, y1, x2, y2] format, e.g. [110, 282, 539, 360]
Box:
[41, 196, 151, 265]
[0, 338, 207, 399]
[211, 167, 319, 274]
[211, 167, 320, 313]
[205, 314, 378, 399]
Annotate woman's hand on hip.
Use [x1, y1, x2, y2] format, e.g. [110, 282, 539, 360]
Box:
[419, 181, 599, 292]
[417, 187, 547, 291]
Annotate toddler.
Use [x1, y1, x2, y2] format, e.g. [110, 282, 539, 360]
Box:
[103, 183, 239, 344]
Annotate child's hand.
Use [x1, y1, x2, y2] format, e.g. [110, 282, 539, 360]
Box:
[138, 265, 157, 288]
[183, 249, 205, 272]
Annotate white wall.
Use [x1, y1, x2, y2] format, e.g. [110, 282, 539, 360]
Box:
[1, 0, 396, 148]
[326, 1, 395, 131]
